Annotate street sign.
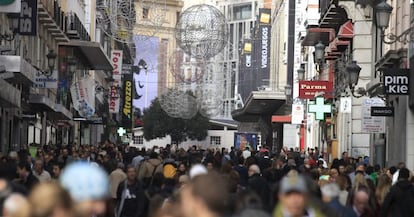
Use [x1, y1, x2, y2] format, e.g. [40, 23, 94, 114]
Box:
[371, 106, 394, 116]
[308, 97, 331, 121]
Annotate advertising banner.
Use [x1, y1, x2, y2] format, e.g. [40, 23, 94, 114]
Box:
[109, 50, 123, 113]
[299, 81, 334, 99]
[18, 0, 37, 35]
[33, 70, 58, 88]
[122, 73, 133, 128]
[133, 36, 159, 111]
[70, 78, 95, 117]
[234, 133, 258, 151]
[239, 40, 254, 101]
[253, 9, 271, 90]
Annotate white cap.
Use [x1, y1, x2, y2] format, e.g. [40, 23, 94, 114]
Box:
[189, 164, 208, 179]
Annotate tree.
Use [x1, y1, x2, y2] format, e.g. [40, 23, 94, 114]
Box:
[142, 98, 209, 144]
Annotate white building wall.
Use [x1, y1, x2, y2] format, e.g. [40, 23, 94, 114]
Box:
[131, 128, 237, 150]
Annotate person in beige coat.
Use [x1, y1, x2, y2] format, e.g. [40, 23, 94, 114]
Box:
[109, 162, 127, 200]
[137, 152, 163, 185]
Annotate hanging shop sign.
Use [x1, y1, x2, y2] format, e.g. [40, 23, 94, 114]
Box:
[340, 97, 352, 113]
[299, 81, 333, 99]
[371, 106, 394, 117]
[122, 73, 133, 128]
[361, 98, 385, 133]
[109, 50, 123, 113]
[308, 97, 331, 121]
[18, 0, 37, 35]
[383, 68, 410, 95]
[291, 103, 304, 124]
[33, 70, 58, 89]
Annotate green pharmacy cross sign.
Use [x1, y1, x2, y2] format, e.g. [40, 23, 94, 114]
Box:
[0, 0, 15, 5]
[117, 127, 127, 137]
[308, 97, 331, 120]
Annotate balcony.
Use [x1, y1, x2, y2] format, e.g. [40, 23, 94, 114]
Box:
[318, 0, 348, 29]
[0, 55, 37, 84]
[38, 0, 69, 42]
[66, 12, 91, 41]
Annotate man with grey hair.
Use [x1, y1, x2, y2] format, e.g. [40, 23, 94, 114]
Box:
[321, 183, 357, 217]
[33, 159, 51, 182]
[247, 164, 272, 212]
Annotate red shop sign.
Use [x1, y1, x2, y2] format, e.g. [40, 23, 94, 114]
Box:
[299, 81, 333, 99]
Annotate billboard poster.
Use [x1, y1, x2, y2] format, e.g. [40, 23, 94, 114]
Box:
[133, 35, 159, 112]
[109, 50, 123, 113]
[122, 73, 133, 128]
[234, 133, 258, 151]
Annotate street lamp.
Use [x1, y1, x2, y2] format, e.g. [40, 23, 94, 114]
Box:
[375, 1, 414, 44]
[45, 50, 57, 77]
[346, 60, 367, 98]
[314, 41, 325, 73]
[375, 0, 393, 31]
[67, 57, 77, 74]
[297, 67, 305, 81]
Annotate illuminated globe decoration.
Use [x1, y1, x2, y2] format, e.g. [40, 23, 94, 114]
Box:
[134, 0, 167, 40]
[175, 4, 228, 59]
[159, 88, 198, 119]
[169, 48, 207, 83]
[96, 0, 166, 43]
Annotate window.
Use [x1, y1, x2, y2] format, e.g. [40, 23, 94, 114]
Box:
[133, 135, 144, 145]
[233, 4, 252, 20]
[210, 136, 221, 145]
[143, 8, 149, 19]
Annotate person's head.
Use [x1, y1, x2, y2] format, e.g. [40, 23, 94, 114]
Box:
[356, 163, 365, 173]
[34, 159, 44, 174]
[321, 183, 340, 203]
[52, 163, 63, 178]
[338, 165, 346, 174]
[28, 183, 74, 217]
[178, 163, 186, 173]
[248, 164, 260, 177]
[205, 161, 214, 171]
[398, 167, 410, 181]
[278, 175, 308, 217]
[352, 187, 370, 215]
[180, 174, 228, 217]
[3, 193, 29, 217]
[398, 162, 406, 169]
[330, 168, 339, 178]
[126, 165, 136, 182]
[17, 162, 31, 179]
[60, 162, 109, 217]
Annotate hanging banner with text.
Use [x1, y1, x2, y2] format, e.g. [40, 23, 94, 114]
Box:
[383, 68, 410, 95]
[122, 73, 133, 129]
[361, 98, 385, 133]
[299, 81, 333, 99]
[109, 50, 123, 113]
[291, 103, 304, 124]
[18, 0, 37, 35]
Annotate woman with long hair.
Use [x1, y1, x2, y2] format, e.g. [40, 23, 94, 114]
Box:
[375, 174, 392, 206]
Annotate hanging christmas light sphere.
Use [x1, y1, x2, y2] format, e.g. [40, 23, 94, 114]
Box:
[175, 4, 228, 59]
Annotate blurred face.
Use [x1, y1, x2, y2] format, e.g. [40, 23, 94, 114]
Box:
[17, 167, 26, 179]
[76, 200, 106, 217]
[279, 192, 307, 216]
[34, 161, 43, 173]
[339, 165, 346, 174]
[53, 165, 61, 177]
[206, 163, 214, 171]
[127, 168, 136, 181]
[330, 169, 339, 177]
[179, 164, 186, 172]
[356, 165, 365, 172]
[354, 191, 369, 214]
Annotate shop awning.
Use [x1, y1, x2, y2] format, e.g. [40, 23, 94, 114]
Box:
[60, 40, 113, 71]
[49, 104, 72, 120]
[375, 49, 406, 70]
[272, 115, 292, 123]
[302, 28, 335, 46]
[29, 94, 55, 112]
[0, 78, 21, 108]
[0, 55, 37, 84]
[232, 91, 286, 122]
[337, 21, 353, 40]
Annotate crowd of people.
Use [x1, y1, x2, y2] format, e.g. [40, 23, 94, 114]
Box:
[0, 142, 413, 217]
